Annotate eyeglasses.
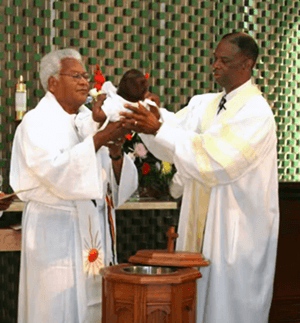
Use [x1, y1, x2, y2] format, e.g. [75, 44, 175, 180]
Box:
[59, 72, 90, 81]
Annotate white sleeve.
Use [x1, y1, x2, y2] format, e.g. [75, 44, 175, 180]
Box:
[169, 172, 184, 199]
[142, 97, 277, 187]
[10, 117, 104, 200]
[75, 107, 100, 138]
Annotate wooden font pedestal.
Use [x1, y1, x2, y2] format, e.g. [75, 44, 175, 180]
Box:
[101, 263, 201, 323]
[101, 226, 209, 323]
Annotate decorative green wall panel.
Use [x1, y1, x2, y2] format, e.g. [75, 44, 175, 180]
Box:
[0, 0, 51, 189]
[0, 0, 300, 188]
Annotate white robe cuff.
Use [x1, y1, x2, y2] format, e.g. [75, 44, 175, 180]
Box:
[112, 153, 138, 208]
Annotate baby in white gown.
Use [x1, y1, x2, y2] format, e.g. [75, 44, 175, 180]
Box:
[76, 69, 158, 137]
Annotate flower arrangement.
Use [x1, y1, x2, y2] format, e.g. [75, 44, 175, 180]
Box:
[122, 131, 176, 200]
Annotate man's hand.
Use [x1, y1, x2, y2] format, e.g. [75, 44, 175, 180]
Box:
[92, 93, 107, 125]
[103, 121, 128, 142]
[93, 120, 128, 151]
[120, 102, 161, 135]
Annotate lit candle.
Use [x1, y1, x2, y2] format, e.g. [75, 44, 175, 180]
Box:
[15, 75, 27, 120]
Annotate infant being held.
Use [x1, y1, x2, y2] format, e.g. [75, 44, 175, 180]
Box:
[95, 69, 159, 130]
[75, 69, 159, 139]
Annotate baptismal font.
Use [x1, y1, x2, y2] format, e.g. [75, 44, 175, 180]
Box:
[101, 226, 209, 322]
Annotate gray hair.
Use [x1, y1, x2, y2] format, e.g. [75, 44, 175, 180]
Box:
[39, 48, 83, 91]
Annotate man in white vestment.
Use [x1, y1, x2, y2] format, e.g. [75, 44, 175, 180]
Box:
[120, 32, 279, 323]
[10, 49, 138, 323]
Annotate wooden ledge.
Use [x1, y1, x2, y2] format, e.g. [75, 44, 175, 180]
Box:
[0, 228, 21, 251]
[4, 199, 178, 212]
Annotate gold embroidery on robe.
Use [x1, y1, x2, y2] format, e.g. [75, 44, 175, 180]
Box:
[185, 179, 210, 253]
[191, 134, 218, 186]
[221, 123, 257, 162]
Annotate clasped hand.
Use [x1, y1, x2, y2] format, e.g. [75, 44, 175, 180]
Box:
[120, 102, 160, 134]
[91, 91, 160, 153]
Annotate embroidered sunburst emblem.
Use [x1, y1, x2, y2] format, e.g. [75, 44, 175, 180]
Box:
[83, 215, 103, 277]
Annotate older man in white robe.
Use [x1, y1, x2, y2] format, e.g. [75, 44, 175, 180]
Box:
[121, 32, 279, 323]
[10, 49, 138, 323]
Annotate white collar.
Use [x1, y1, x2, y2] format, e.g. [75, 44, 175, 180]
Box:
[222, 78, 253, 101]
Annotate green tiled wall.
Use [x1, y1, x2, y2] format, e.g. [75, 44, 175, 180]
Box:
[0, 0, 300, 186]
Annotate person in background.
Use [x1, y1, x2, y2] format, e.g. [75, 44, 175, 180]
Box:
[120, 32, 279, 323]
[10, 48, 138, 323]
[0, 192, 14, 213]
[0, 174, 15, 214]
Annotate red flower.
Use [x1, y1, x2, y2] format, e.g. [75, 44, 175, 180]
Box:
[141, 162, 150, 175]
[144, 72, 149, 79]
[125, 133, 132, 140]
[93, 64, 105, 91]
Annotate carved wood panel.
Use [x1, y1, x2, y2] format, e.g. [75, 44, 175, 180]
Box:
[134, 285, 147, 322]
[115, 301, 133, 323]
[147, 304, 171, 323]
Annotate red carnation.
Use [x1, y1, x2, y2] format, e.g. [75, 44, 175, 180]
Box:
[144, 72, 149, 79]
[125, 133, 132, 140]
[141, 162, 150, 175]
[93, 64, 105, 91]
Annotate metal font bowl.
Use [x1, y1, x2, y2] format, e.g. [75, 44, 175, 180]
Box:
[121, 265, 176, 275]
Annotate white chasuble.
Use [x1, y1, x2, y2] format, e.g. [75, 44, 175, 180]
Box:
[10, 91, 138, 323]
[140, 79, 279, 323]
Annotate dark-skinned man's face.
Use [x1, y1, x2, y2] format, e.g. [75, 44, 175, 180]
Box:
[49, 58, 89, 113]
[211, 40, 250, 93]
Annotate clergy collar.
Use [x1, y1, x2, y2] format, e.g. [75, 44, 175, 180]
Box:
[222, 78, 253, 102]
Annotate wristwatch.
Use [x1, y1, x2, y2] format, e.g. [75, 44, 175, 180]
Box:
[109, 150, 123, 160]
